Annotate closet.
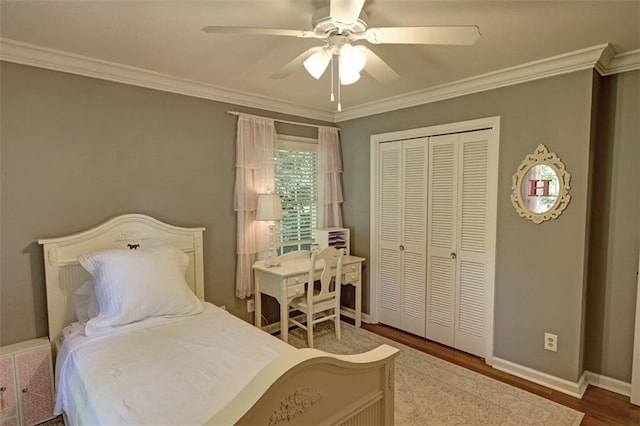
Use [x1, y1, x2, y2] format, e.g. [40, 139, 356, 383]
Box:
[370, 118, 499, 361]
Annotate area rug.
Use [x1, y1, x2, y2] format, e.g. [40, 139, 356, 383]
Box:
[287, 321, 584, 426]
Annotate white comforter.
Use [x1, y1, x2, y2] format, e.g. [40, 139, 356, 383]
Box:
[55, 303, 293, 426]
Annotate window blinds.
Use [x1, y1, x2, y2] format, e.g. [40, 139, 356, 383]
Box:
[275, 147, 318, 250]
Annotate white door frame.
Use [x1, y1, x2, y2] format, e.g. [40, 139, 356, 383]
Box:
[631, 254, 640, 405]
[370, 116, 501, 364]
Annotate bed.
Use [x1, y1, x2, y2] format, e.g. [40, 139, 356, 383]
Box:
[38, 213, 398, 425]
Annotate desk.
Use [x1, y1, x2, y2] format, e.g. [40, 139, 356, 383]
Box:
[253, 255, 365, 343]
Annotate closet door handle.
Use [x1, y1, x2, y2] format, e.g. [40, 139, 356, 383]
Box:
[450, 252, 457, 259]
[399, 245, 405, 251]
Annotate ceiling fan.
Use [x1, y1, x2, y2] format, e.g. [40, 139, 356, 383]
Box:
[203, 0, 480, 110]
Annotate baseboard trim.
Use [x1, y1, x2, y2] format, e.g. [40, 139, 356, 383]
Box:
[492, 358, 634, 399]
[492, 357, 587, 399]
[261, 310, 371, 335]
[584, 371, 632, 397]
[261, 314, 305, 335]
[261, 321, 282, 335]
[340, 306, 372, 324]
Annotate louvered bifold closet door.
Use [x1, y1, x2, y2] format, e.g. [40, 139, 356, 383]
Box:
[426, 134, 459, 347]
[378, 141, 403, 328]
[377, 139, 427, 335]
[400, 138, 428, 336]
[454, 130, 492, 357]
[426, 130, 493, 358]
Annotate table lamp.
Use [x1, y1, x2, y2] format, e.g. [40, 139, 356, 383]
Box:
[256, 191, 283, 267]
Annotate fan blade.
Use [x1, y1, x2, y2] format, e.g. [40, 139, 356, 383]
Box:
[330, 0, 366, 25]
[356, 46, 399, 83]
[202, 26, 319, 39]
[365, 26, 481, 45]
[270, 47, 323, 79]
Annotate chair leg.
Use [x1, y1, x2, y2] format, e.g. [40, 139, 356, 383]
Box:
[335, 308, 341, 341]
[307, 312, 314, 348]
[307, 310, 314, 348]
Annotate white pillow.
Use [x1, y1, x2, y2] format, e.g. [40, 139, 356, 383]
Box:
[78, 244, 202, 335]
[73, 279, 99, 324]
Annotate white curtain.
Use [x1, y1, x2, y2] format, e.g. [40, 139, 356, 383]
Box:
[317, 126, 344, 228]
[234, 114, 277, 298]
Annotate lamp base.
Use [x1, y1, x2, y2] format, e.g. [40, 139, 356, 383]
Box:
[264, 223, 280, 268]
[264, 249, 280, 268]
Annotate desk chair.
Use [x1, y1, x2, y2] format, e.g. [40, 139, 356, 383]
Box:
[288, 247, 344, 348]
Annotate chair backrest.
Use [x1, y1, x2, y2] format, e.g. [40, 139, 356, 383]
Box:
[307, 247, 344, 305]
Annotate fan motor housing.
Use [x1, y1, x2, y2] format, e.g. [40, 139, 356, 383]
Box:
[311, 6, 368, 36]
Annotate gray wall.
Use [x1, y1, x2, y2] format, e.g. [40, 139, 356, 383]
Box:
[339, 69, 637, 383]
[0, 61, 326, 345]
[2, 61, 638, 384]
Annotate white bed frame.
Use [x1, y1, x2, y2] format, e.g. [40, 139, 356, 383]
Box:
[39, 214, 399, 425]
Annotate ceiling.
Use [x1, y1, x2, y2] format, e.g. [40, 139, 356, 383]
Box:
[1, 1, 639, 121]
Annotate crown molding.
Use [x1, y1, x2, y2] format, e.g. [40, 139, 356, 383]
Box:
[335, 44, 615, 121]
[1, 39, 637, 124]
[0, 38, 335, 122]
[596, 48, 640, 76]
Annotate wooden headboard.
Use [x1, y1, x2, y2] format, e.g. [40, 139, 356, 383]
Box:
[38, 214, 205, 345]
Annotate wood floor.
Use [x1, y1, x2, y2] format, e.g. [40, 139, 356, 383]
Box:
[362, 322, 640, 425]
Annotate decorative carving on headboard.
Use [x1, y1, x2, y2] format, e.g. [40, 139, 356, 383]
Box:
[268, 387, 323, 425]
[47, 247, 57, 266]
[114, 230, 149, 247]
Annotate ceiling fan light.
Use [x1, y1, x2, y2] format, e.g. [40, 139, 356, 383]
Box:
[303, 49, 332, 79]
[339, 68, 360, 85]
[339, 43, 366, 72]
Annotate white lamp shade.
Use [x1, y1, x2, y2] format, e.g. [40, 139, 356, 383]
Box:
[303, 49, 332, 79]
[339, 44, 366, 72]
[256, 193, 283, 221]
[339, 67, 361, 85]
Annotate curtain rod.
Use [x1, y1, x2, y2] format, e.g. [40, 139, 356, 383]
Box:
[226, 111, 339, 132]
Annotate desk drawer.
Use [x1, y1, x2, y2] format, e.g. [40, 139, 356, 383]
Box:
[286, 274, 307, 299]
[343, 263, 360, 273]
[342, 270, 360, 284]
[288, 284, 305, 298]
[286, 274, 307, 286]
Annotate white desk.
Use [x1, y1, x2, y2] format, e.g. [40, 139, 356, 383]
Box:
[253, 254, 365, 343]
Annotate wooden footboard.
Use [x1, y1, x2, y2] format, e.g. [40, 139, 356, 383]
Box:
[206, 344, 399, 426]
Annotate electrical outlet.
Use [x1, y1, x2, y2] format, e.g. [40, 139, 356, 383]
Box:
[247, 299, 255, 313]
[544, 333, 558, 352]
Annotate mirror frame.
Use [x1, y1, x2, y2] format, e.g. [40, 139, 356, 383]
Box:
[510, 144, 571, 224]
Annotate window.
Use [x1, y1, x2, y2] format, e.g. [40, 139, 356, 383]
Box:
[274, 136, 318, 254]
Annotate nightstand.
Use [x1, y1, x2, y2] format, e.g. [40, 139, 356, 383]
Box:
[0, 338, 55, 426]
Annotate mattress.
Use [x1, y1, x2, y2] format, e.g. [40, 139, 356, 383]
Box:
[55, 302, 293, 425]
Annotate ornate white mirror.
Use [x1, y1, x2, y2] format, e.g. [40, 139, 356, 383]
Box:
[511, 144, 571, 224]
